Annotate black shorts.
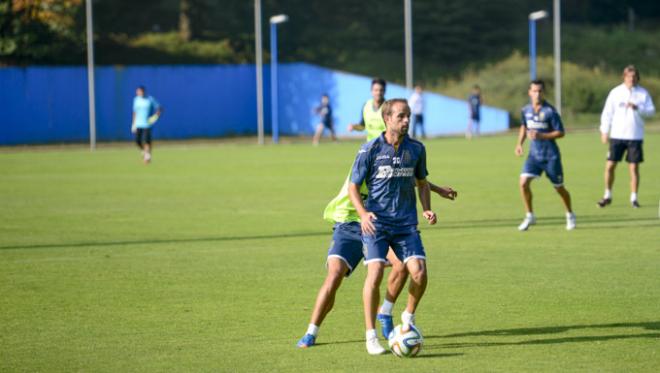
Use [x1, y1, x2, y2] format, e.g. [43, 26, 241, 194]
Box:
[135, 128, 152, 145]
[322, 120, 333, 130]
[607, 139, 643, 163]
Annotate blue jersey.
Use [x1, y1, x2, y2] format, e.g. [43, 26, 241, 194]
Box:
[350, 133, 428, 228]
[468, 94, 481, 120]
[521, 101, 564, 160]
[133, 96, 160, 129]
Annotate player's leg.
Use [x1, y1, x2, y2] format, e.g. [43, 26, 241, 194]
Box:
[519, 157, 541, 230]
[135, 128, 144, 150]
[626, 140, 643, 207]
[312, 123, 324, 145]
[376, 250, 408, 339]
[328, 123, 337, 142]
[362, 231, 389, 354]
[392, 229, 427, 327]
[402, 258, 427, 326]
[298, 222, 362, 348]
[546, 157, 575, 230]
[599, 139, 624, 207]
[298, 258, 348, 348]
[143, 128, 152, 163]
[466, 119, 473, 139]
[419, 115, 426, 139]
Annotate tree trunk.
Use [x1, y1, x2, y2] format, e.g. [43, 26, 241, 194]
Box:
[179, 0, 191, 41]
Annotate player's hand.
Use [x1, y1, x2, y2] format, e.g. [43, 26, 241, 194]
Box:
[626, 102, 638, 110]
[440, 187, 457, 200]
[423, 210, 437, 225]
[527, 129, 540, 140]
[359, 212, 377, 235]
[347, 123, 356, 132]
[600, 132, 609, 144]
[131, 124, 137, 134]
[515, 144, 524, 157]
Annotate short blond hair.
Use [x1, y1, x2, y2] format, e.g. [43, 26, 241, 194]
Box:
[381, 99, 409, 121]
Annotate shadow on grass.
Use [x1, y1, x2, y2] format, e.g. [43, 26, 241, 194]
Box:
[423, 321, 660, 350]
[0, 231, 328, 251]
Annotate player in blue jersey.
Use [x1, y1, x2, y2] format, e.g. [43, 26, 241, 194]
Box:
[131, 86, 161, 164]
[467, 85, 482, 139]
[515, 80, 575, 231]
[349, 98, 436, 355]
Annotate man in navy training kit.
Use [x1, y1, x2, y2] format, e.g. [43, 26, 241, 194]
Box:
[349, 98, 436, 355]
[467, 85, 482, 139]
[312, 93, 336, 145]
[515, 79, 575, 231]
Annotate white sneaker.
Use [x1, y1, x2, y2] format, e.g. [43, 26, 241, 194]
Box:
[518, 215, 536, 231]
[366, 337, 386, 355]
[566, 212, 576, 230]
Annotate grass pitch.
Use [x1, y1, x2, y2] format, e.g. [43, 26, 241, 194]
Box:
[1, 132, 659, 372]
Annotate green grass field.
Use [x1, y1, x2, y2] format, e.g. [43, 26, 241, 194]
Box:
[1, 132, 659, 372]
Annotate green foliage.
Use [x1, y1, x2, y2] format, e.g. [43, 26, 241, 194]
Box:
[1, 134, 660, 371]
[438, 52, 660, 126]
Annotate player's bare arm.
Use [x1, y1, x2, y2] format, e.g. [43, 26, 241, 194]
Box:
[515, 125, 526, 156]
[528, 129, 564, 140]
[428, 181, 458, 200]
[600, 132, 609, 144]
[348, 182, 376, 235]
[416, 179, 436, 225]
[348, 123, 365, 132]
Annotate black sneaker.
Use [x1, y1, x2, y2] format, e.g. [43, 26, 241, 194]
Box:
[597, 198, 612, 208]
[632, 200, 640, 208]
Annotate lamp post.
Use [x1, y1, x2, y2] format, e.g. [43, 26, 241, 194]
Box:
[85, 0, 96, 151]
[270, 14, 288, 144]
[528, 10, 548, 81]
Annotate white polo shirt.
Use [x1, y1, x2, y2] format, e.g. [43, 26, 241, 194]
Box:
[600, 83, 655, 140]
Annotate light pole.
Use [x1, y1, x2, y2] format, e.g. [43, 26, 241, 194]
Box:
[85, 0, 96, 151]
[553, 0, 562, 113]
[270, 14, 288, 144]
[528, 10, 548, 81]
[254, 0, 264, 145]
[404, 0, 413, 90]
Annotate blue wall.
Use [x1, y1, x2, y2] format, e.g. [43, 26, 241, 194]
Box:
[0, 63, 509, 145]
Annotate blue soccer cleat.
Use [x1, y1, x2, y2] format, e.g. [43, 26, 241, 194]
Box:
[297, 333, 316, 348]
[377, 313, 394, 339]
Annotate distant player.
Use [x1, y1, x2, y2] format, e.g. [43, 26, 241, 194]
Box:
[467, 85, 482, 139]
[598, 65, 655, 208]
[297, 81, 456, 350]
[515, 80, 575, 231]
[312, 94, 336, 145]
[349, 99, 435, 355]
[408, 85, 425, 139]
[131, 86, 161, 164]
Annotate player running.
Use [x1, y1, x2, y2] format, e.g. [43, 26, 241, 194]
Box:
[131, 86, 162, 164]
[515, 80, 575, 231]
[297, 81, 456, 351]
[349, 98, 435, 355]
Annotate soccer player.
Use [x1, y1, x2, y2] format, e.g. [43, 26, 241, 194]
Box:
[349, 99, 436, 355]
[131, 86, 161, 164]
[597, 65, 655, 208]
[312, 94, 336, 145]
[408, 85, 425, 139]
[515, 80, 576, 231]
[297, 81, 456, 350]
[467, 85, 482, 139]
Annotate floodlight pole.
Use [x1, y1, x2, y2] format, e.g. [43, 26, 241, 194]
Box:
[528, 10, 548, 81]
[270, 14, 288, 145]
[85, 0, 96, 151]
[255, 0, 264, 145]
[404, 0, 413, 90]
[553, 0, 562, 114]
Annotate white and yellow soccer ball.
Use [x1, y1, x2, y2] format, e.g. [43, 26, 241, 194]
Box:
[388, 324, 423, 357]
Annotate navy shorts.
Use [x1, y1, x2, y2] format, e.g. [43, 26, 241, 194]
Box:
[608, 139, 643, 163]
[521, 156, 564, 187]
[362, 224, 426, 265]
[327, 222, 364, 277]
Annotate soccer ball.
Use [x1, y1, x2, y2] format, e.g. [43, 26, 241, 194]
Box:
[388, 324, 423, 357]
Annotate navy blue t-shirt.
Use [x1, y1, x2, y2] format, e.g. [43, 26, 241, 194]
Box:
[468, 94, 481, 120]
[350, 133, 428, 227]
[521, 101, 564, 160]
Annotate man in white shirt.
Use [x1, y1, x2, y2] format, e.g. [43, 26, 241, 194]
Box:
[598, 65, 655, 208]
[408, 85, 425, 139]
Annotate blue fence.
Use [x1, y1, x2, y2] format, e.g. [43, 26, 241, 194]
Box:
[0, 63, 509, 145]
